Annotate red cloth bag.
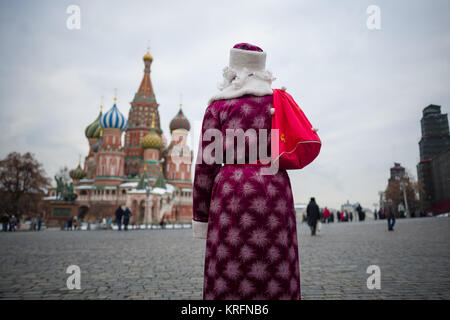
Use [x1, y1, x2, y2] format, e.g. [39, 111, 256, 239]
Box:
[271, 89, 321, 170]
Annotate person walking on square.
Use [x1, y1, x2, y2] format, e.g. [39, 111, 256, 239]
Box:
[386, 200, 396, 231]
[115, 204, 126, 231]
[323, 207, 330, 223]
[9, 215, 17, 231]
[73, 215, 79, 231]
[307, 197, 321, 236]
[192, 43, 321, 300]
[123, 206, 131, 231]
[1, 213, 9, 232]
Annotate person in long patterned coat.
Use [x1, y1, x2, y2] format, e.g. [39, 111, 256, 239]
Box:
[193, 43, 300, 300]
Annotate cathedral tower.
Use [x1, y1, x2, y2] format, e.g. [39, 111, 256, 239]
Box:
[95, 97, 127, 186]
[124, 50, 162, 177]
[140, 114, 164, 179]
[164, 104, 192, 187]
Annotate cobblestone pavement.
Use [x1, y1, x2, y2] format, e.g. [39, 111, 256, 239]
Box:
[0, 217, 449, 300]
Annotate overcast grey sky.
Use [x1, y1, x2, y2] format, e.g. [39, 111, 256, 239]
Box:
[0, 0, 449, 209]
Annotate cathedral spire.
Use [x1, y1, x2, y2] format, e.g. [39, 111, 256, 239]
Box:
[137, 49, 155, 99]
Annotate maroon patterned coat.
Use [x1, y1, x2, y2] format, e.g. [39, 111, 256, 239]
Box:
[193, 94, 300, 300]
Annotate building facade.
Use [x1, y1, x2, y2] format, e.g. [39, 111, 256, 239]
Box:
[416, 104, 450, 214]
[45, 50, 193, 226]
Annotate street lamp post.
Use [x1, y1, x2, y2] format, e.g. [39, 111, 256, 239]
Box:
[399, 181, 410, 218]
[378, 191, 384, 210]
[145, 179, 151, 229]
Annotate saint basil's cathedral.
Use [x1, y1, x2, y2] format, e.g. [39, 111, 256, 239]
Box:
[48, 50, 193, 226]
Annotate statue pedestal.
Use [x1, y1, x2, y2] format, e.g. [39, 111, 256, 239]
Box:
[46, 201, 78, 228]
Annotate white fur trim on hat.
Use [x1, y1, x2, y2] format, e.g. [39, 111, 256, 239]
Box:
[192, 219, 208, 239]
[209, 47, 276, 105]
[229, 48, 266, 72]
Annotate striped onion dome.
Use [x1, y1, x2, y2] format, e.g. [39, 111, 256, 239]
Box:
[141, 129, 163, 150]
[69, 164, 86, 180]
[169, 108, 191, 132]
[100, 103, 127, 130]
[85, 111, 102, 139]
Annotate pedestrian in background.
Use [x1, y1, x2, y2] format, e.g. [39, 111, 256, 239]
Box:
[356, 204, 365, 222]
[123, 206, 131, 231]
[9, 215, 17, 231]
[66, 217, 73, 231]
[307, 197, 321, 236]
[116, 203, 131, 231]
[386, 200, 396, 231]
[323, 207, 330, 223]
[72, 215, 79, 230]
[1, 213, 9, 232]
[37, 215, 43, 231]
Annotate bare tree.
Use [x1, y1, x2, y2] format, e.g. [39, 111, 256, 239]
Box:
[384, 171, 425, 217]
[0, 152, 51, 219]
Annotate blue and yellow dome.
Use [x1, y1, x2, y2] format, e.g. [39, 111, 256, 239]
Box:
[85, 110, 102, 139]
[100, 102, 127, 130]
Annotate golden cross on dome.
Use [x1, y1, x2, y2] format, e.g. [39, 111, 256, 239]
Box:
[179, 93, 183, 109]
[114, 88, 117, 104]
[78, 154, 82, 166]
[100, 96, 104, 112]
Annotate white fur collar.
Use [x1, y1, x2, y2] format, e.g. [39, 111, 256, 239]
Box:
[209, 67, 275, 105]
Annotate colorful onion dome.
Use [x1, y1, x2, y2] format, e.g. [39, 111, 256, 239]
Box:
[85, 110, 102, 139]
[143, 50, 153, 62]
[141, 129, 163, 150]
[100, 100, 127, 130]
[169, 107, 191, 132]
[69, 163, 86, 180]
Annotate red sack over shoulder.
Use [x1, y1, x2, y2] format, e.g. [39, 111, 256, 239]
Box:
[271, 89, 321, 170]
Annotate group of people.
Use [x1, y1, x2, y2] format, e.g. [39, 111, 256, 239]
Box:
[64, 215, 81, 231]
[115, 204, 131, 231]
[0, 214, 18, 232]
[304, 201, 368, 234]
[29, 216, 44, 231]
[305, 198, 400, 236]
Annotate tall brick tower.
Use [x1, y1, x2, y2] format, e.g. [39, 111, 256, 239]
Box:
[124, 50, 162, 177]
